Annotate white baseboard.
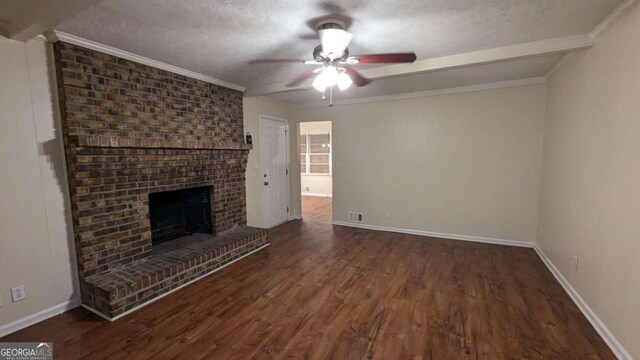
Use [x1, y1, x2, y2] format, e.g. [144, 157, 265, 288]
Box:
[332, 221, 534, 248]
[83, 243, 271, 321]
[0, 298, 81, 338]
[533, 245, 632, 360]
[332, 220, 630, 358]
[301, 192, 332, 198]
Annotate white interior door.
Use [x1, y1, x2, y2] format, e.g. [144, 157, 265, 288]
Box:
[260, 116, 289, 228]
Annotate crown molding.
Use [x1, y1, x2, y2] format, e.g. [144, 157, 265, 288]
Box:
[590, 0, 638, 39]
[546, 0, 638, 78]
[291, 77, 546, 109]
[54, 31, 246, 92]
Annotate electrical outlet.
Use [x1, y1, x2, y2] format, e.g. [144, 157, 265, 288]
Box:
[573, 256, 579, 272]
[109, 137, 118, 147]
[11, 285, 26, 302]
[385, 211, 391, 219]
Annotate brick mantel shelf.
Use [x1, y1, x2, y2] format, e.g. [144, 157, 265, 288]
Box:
[70, 135, 253, 151]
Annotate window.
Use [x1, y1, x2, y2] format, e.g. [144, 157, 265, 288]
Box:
[299, 134, 307, 173]
[300, 132, 331, 175]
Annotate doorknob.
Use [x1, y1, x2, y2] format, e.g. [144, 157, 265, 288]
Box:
[264, 181, 269, 186]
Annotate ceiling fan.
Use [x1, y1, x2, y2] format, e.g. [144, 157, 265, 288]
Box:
[253, 19, 417, 106]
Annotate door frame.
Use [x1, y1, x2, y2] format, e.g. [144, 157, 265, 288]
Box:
[259, 114, 291, 228]
[297, 120, 333, 221]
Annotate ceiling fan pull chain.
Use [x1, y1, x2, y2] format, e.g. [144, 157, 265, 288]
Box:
[329, 85, 334, 107]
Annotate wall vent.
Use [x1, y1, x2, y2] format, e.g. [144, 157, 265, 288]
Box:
[348, 211, 364, 223]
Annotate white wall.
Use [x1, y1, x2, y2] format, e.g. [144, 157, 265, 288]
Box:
[0, 37, 79, 332]
[300, 121, 332, 197]
[301, 175, 333, 197]
[243, 96, 294, 227]
[538, 3, 640, 358]
[292, 84, 546, 243]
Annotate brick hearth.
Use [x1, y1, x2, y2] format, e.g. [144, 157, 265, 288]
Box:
[83, 227, 267, 318]
[54, 41, 267, 318]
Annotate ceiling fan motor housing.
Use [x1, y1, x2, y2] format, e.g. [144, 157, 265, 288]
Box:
[314, 45, 349, 62]
[314, 18, 351, 62]
[314, 18, 347, 31]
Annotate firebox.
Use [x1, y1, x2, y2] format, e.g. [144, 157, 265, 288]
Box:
[149, 186, 213, 244]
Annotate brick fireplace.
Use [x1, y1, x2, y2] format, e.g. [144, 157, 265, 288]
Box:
[149, 186, 213, 244]
[54, 41, 268, 319]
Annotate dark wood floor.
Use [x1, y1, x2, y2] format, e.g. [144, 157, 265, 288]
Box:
[2, 197, 613, 359]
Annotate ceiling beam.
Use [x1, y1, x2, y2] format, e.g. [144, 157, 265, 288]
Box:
[6, 0, 104, 42]
[245, 34, 594, 96]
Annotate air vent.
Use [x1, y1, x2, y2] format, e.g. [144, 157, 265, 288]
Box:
[348, 211, 363, 223]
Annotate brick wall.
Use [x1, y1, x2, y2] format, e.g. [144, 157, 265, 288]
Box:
[55, 42, 244, 148]
[54, 41, 251, 282]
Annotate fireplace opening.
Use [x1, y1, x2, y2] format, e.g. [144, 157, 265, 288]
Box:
[149, 186, 213, 245]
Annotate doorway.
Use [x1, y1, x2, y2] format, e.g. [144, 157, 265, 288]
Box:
[299, 121, 332, 223]
[260, 115, 290, 228]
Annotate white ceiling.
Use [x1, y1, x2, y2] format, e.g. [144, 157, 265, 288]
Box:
[49, 0, 623, 103]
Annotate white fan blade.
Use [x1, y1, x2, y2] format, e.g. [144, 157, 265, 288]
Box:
[319, 29, 353, 59]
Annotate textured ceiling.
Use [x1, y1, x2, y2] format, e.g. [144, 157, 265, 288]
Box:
[55, 0, 623, 102]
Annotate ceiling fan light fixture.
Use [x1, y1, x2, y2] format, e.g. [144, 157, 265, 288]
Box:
[257, 19, 416, 105]
[312, 75, 327, 92]
[337, 71, 353, 91]
[312, 66, 339, 92]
